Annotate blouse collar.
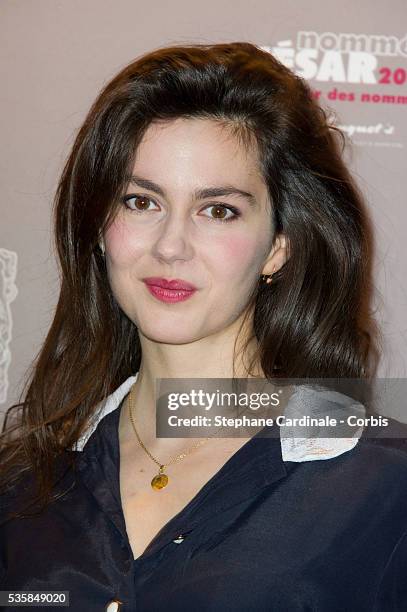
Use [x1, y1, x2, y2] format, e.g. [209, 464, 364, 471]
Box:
[73, 372, 364, 462]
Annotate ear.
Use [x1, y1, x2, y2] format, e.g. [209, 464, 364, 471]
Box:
[261, 233, 289, 275]
[98, 234, 105, 255]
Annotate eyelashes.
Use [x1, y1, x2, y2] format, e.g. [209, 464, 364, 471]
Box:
[121, 194, 242, 224]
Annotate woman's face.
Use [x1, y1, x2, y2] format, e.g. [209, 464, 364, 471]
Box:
[103, 117, 284, 344]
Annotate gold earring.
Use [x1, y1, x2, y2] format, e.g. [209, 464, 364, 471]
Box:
[261, 267, 276, 285]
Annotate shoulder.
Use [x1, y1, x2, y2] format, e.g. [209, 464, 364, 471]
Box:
[357, 413, 407, 463]
[340, 413, 407, 499]
[0, 451, 77, 527]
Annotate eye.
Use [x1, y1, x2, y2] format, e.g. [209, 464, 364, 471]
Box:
[121, 194, 241, 224]
[201, 204, 241, 223]
[121, 194, 159, 212]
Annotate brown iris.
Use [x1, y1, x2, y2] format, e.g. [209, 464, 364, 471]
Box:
[134, 196, 150, 210]
[210, 205, 227, 219]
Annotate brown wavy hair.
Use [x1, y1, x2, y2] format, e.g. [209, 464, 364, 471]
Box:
[0, 41, 380, 521]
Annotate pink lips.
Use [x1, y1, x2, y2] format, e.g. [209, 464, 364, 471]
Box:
[142, 277, 197, 303]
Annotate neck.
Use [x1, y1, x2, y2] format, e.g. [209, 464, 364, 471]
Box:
[119, 313, 264, 450]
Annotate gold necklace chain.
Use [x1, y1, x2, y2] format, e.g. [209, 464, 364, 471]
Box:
[127, 381, 211, 490]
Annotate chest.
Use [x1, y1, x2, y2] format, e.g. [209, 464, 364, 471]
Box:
[119, 440, 247, 560]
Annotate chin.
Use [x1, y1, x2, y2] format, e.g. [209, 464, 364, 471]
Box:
[135, 318, 201, 345]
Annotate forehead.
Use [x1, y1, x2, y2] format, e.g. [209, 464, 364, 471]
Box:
[131, 117, 263, 184]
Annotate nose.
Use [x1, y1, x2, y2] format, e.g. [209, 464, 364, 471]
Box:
[151, 213, 194, 264]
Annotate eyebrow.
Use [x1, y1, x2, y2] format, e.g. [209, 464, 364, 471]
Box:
[126, 174, 257, 206]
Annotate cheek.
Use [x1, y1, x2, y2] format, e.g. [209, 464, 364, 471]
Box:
[104, 218, 146, 264]
[214, 235, 263, 278]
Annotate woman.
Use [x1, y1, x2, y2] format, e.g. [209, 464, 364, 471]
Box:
[1, 41, 407, 611]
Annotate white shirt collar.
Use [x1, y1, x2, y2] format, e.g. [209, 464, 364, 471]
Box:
[73, 373, 363, 462]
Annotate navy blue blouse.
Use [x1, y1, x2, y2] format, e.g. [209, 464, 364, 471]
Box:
[1, 395, 407, 611]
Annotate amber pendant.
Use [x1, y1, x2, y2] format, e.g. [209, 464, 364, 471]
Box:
[151, 465, 169, 490]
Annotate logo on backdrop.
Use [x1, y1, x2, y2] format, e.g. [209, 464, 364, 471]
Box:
[262, 31, 406, 148]
[263, 31, 407, 84]
[0, 248, 18, 404]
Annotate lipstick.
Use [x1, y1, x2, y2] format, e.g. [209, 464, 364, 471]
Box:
[142, 277, 197, 303]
